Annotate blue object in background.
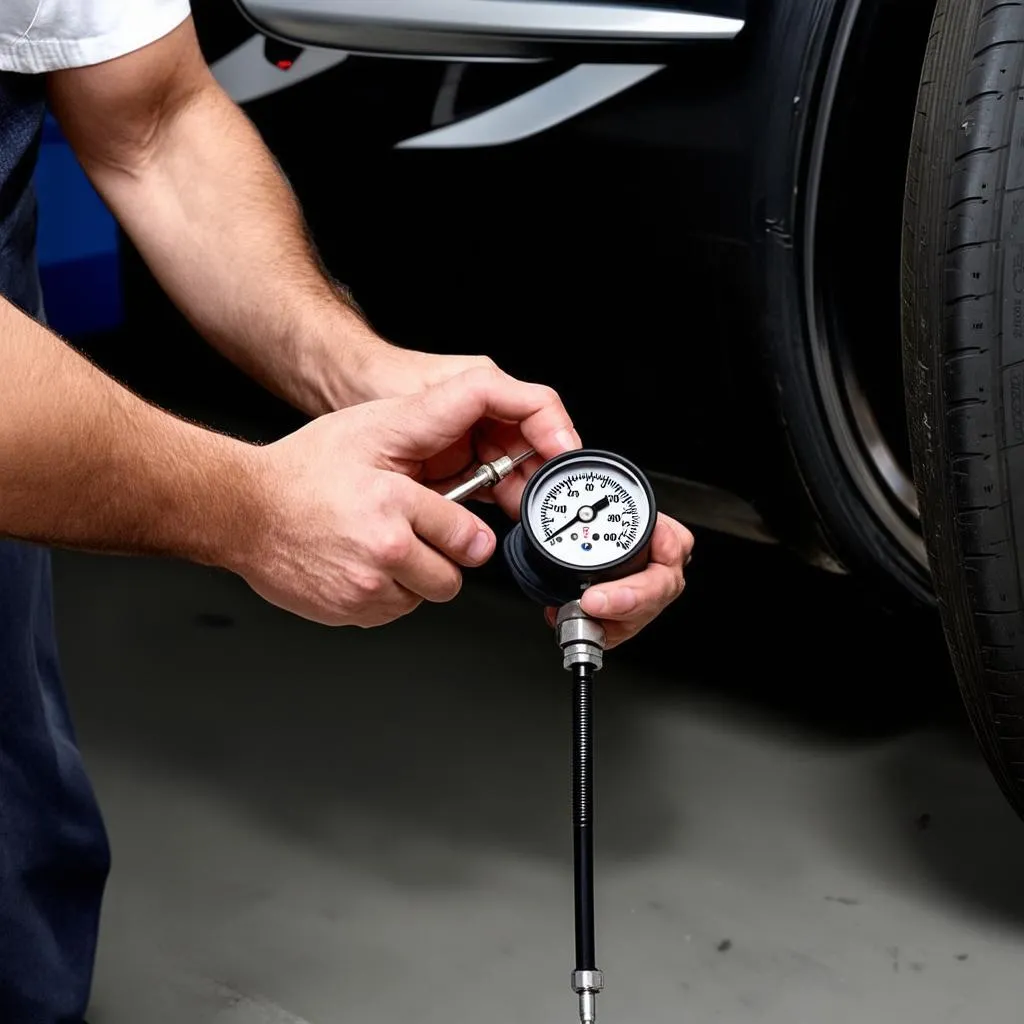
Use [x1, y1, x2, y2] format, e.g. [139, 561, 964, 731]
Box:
[33, 114, 123, 337]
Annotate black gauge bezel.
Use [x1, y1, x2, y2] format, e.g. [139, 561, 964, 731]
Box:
[519, 448, 657, 575]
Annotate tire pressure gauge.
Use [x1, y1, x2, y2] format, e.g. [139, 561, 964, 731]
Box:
[447, 446, 656, 1024]
[504, 449, 657, 607]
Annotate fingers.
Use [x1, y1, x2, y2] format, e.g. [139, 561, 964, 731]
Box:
[541, 604, 641, 649]
[656, 513, 696, 565]
[472, 421, 554, 519]
[576, 514, 694, 648]
[361, 476, 497, 605]
[421, 432, 476, 484]
[597, 620, 649, 650]
[355, 581, 424, 628]
[393, 473, 496, 567]
[396, 366, 582, 464]
[580, 562, 681, 648]
[580, 514, 691, 618]
[245, 563, 424, 629]
[392, 537, 467, 603]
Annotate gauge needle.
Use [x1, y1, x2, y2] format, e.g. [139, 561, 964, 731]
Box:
[545, 496, 611, 542]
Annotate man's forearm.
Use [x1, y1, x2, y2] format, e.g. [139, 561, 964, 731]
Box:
[0, 298, 261, 566]
[49, 26, 377, 417]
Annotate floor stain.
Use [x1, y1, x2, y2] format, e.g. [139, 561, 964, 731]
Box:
[887, 946, 900, 973]
[824, 896, 860, 906]
[717, 939, 733, 953]
[915, 812, 932, 831]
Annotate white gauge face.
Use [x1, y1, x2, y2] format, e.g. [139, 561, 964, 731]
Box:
[524, 455, 653, 569]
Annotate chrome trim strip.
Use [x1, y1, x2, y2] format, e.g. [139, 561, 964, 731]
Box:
[240, 0, 744, 57]
[396, 63, 663, 148]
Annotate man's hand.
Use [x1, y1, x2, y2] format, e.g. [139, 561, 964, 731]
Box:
[543, 514, 695, 649]
[338, 344, 579, 518]
[237, 366, 577, 626]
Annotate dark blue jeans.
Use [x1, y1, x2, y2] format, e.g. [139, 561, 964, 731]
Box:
[0, 540, 110, 1022]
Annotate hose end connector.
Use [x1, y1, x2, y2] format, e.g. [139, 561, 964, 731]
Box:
[572, 969, 604, 1024]
[556, 600, 606, 672]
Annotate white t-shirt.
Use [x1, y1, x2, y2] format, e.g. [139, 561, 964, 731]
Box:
[0, 0, 192, 74]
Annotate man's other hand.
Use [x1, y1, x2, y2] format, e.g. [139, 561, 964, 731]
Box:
[237, 366, 574, 627]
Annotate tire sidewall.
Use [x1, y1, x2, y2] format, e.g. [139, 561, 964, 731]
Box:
[755, 0, 934, 606]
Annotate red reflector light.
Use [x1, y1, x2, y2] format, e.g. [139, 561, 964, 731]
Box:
[276, 59, 293, 70]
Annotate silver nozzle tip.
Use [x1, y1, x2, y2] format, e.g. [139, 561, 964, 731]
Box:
[573, 967, 603, 1024]
[578, 990, 597, 1024]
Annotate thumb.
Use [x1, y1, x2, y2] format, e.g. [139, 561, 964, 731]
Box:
[384, 366, 578, 462]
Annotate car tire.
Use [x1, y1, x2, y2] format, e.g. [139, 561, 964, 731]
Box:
[903, 0, 1024, 817]
[757, 0, 937, 606]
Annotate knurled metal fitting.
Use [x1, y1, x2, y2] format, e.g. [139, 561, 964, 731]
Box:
[556, 600, 606, 671]
[572, 969, 605, 993]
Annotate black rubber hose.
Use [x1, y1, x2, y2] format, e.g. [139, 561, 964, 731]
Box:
[572, 661, 596, 972]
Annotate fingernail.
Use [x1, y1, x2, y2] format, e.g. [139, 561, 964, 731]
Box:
[585, 591, 609, 614]
[468, 530, 492, 562]
[554, 429, 580, 453]
[609, 588, 637, 614]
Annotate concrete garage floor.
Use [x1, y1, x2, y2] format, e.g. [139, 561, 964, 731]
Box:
[51, 534, 1024, 1024]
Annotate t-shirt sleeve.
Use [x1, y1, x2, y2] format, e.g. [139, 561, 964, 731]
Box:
[0, 0, 192, 74]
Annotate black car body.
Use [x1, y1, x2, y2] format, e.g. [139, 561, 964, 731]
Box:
[129, 0, 923, 609]
[114, 2, 1024, 817]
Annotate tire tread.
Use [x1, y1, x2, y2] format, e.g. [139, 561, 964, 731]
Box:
[903, 0, 1024, 816]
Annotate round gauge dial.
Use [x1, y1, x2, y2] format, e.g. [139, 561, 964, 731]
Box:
[522, 451, 655, 571]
